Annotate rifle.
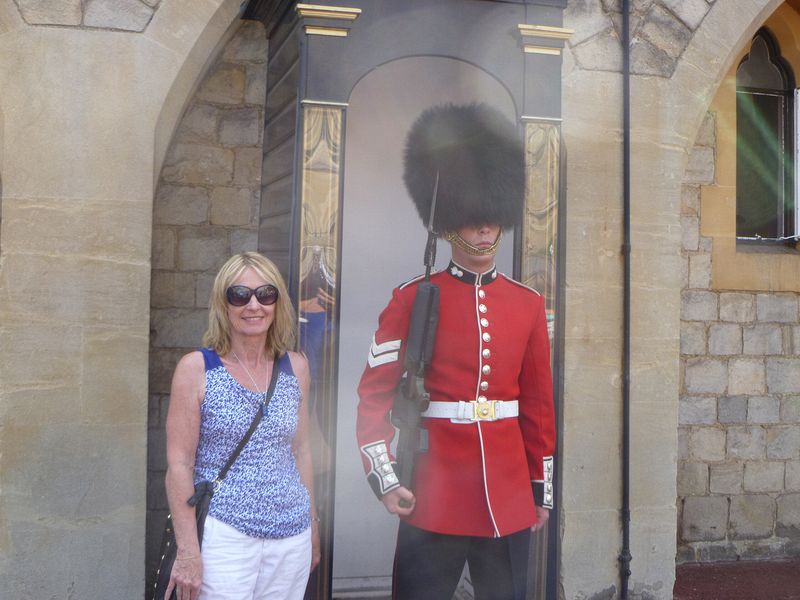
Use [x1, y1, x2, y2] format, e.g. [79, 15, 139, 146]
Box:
[392, 175, 440, 504]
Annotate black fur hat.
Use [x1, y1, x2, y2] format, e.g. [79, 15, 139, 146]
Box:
[403, 103, 525, 233]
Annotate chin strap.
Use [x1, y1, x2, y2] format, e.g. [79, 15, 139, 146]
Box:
[444, 230, 502, 256]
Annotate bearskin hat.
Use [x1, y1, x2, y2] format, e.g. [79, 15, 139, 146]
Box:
[403, 103, 525, 233]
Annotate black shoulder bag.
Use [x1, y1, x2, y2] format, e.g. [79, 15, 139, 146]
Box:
[152, 354, 281, 600]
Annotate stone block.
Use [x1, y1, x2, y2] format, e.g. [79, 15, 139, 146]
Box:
[234, 147, 263, 186]
[743, 324, 783, 356]
[573, 27, 623, 72]
[776, 494, 800, 539]
[682, 290, 717, 321]
[245, 63, 268, 105]
[197, 63, 246, 105]
[678, 462, 708, 496]
[149, 348, 185, 395]
[743, 461, 784, 492]
[728, 358, 765, 395]
[783, 397, 800, 422]
[661, 0, 709, 30]
[730, 495, 775, 539]
[630, 37, 677, 78]
[681, 322, 706, 355]
[727, 426, 766, 460]
[718, 396, 748, 424]
[787, 462, 800, 491]
[151, 227, 176, 270]
[223, 21, 268, 62]
[767, 358, 800, 394]
[210, 187, 253, 226]
[689, 427, 726, 462]
[684, 146, 714, 185]
[231, 228, 258, 255]
[16, 0, 81, 25]
[81, 328, 148, 425]
[161, 144, 234, 186]
[84, 0, 154, 32]
[154, 185, 209, 225]
[792, 326, 800, 354]
[678, 427, 690, 460]
[698, 237, 713, 252]
[697, 543, 738, 562]
[694, 111, 716, 147]
[710, 463, 743, 494]
[708, 323, 741, 356]
[720, 293, 756, 323]
[682, 496, 728, 542]
[681, 184, 700, 216]
[147, 469, 168, 511]
[195, 273, 216, 309]
[757, 294, 798, 323]
[219, 108, 261, 146]
[681, 215, 699, 251]
[688, 253, 711, 289]
[565, 0, 614, 47]
[175, 103, 220, 144]
[748, 396, 780, 424]
[640, 3, 692, 57]
[685, 358, 727, 394]
[151, 271, 196, 308]
[679, 396, 716, 425]
[177, 229, 229, 272]
[767, 427, 800, 460]
[150, 308, 207, 348]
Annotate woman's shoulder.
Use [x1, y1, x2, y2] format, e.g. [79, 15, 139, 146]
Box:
[284, 350, 309, 379]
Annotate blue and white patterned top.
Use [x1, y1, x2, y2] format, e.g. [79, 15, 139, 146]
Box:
[194, 348, 310, 539]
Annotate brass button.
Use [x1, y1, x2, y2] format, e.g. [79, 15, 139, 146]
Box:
[480, 381, 489, 391]
[482, 332, 491, 343]
[479, 304, 487, 313]
[480, 318, 489, 327]
[482, 365, 491, 375]
[478, 289, 486, 299]
[482, 349, 491, 359]
[479, 405, 490, 417]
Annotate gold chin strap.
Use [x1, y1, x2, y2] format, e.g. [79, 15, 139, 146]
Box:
[444, 230, 502, 256]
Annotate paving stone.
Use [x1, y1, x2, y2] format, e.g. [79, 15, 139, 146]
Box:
[684, 145, 714, 186]
[681, 215, 700, 251]
[782, 397, 800, 422]
[685, 358, 727, 394]
[776, 494, 800, 539]
[743, 324, 783, 356]
[682, 496, 728, 542]
[710, 463, 743, 494]
[689, 253, 711, 289]
[744, 461, 784, 492]
[757, 294, 798, 323]
[681, 321, 706, 355]
[727, 426, 766, 460]
[679, 396, 717, 425]
[689, 427, 726, 462]
[728, 358, 766, 395]
[84, 0, 154, 32]
[210, 187, 253, 226]
[708, 323, 741, 356]
[661, 0, 709, 30]
[154, 185, 209, 226]
[682, 290, 718, 321]
[787, 462, 800, 491]
[678, 461, 708, 496]
[767, 426, 800, 460]
[720, 293, 756, 323]
[748, 396, 781, 424]
[730, 495, 775, 539]
[766, 358, 800, 394]
[718, 396, 748, 424]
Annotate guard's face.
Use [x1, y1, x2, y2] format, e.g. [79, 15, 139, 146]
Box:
[456, 223, 502, 250]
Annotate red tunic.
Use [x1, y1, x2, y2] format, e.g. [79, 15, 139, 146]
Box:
[356, 261, 555, 537]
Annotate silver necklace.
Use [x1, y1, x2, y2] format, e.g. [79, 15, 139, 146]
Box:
[231, 350, 271, 403]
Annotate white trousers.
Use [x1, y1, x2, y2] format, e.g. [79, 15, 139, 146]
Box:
[199, 516, 312, 600]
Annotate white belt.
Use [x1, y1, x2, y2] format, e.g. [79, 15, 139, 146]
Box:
[421, 400, 519, 423]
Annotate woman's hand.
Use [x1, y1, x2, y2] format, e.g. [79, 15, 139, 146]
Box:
[310, 520, 321, 572]
[165, 553, 202, 600]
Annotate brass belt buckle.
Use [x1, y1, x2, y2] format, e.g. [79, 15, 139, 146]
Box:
[473, 400, 496, 421]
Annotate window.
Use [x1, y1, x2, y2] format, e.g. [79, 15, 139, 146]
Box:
[736, 28, 796, 242]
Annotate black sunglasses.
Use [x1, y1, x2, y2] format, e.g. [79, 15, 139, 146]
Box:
[226, 284, 279, 307]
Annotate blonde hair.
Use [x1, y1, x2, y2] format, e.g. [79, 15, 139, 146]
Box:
[202, 252, 296, 356]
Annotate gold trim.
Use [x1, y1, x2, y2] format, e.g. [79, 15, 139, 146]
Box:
[301, 99, 350, 107]
[524, 45, 561, 56]
[522, 115, 563, 123]
[304, 25, 349, 37]
[296, 3, 362, 20]
[518, 24, 574, 40]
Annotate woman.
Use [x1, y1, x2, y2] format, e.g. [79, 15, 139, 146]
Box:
[165, 252, 320, 600]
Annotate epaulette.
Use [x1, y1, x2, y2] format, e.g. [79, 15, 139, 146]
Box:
[500, 273, 541, 296]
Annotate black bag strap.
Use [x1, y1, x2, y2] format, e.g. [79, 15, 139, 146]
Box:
[188, 352, 282, 506]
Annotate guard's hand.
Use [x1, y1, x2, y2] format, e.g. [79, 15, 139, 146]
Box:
[381, 486, 416, 516]
[531, 506, 550, 533]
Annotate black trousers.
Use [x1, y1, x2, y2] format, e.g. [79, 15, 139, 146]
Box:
[392, 522, 531, 600]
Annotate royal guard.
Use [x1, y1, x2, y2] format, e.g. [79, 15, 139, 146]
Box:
[356, 103, 556, 600]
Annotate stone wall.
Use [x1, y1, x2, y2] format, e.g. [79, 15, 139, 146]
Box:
[13, 0, 159, 31]
[146, 19, 268, 585]
[678, 110, 800, 561]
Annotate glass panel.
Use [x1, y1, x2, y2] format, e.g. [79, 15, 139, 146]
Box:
[297, 104, 342, 600]
[519, 120, 561, 600]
